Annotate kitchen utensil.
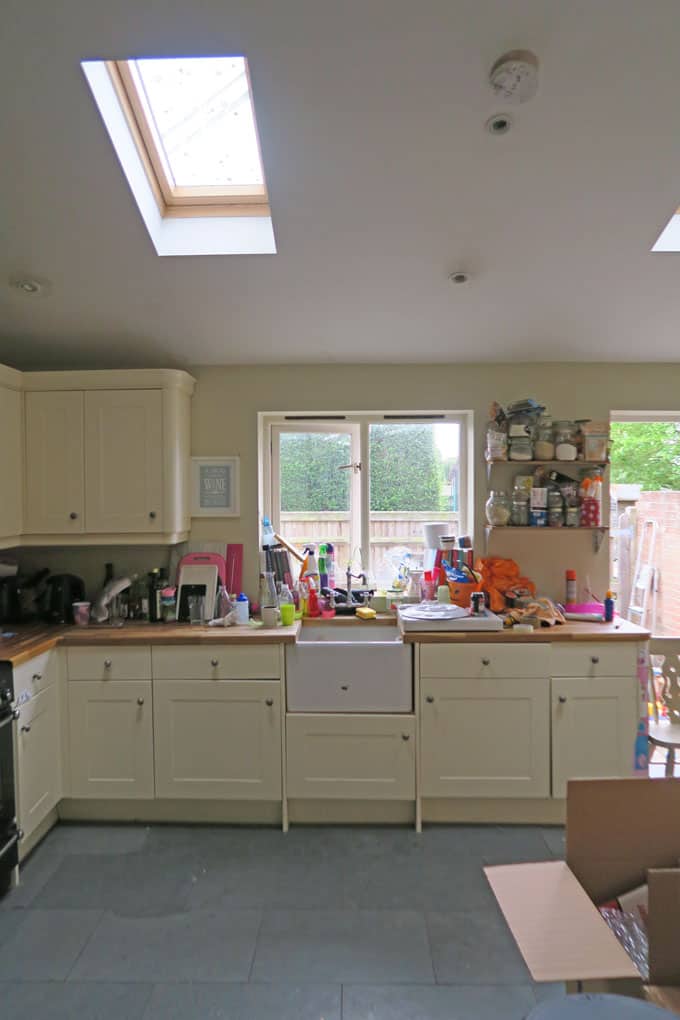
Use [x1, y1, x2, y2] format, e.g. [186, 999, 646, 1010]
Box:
[188, 595, 205, 624]
[177, 552, 225, 586]
[176, 563, 219, 620]
[72, 602, 91, 626]
[262, 606, 279, 628]
[41, 573, 86, 624]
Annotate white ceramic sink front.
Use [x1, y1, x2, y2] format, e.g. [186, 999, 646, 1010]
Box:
[286, 625, 413, 712]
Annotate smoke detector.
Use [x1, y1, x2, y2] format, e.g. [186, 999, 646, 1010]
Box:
[489, 50, 539, 104]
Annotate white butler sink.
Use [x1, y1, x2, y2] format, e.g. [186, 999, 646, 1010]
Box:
[286, 625, 413, 712]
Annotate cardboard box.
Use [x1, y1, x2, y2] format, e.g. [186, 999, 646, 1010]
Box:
[485, 779, 680, 1002]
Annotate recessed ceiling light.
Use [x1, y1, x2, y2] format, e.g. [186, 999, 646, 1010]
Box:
[8, 276, 50, 296]
[485, 113, 512, 136]
[449, 272, 470, 284]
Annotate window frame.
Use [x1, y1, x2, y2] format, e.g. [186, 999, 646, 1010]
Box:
[260, 411, 472, 576]
[106, 58, 270, 220]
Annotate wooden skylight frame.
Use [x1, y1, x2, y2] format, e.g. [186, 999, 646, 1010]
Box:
[106, 59, 269, 219]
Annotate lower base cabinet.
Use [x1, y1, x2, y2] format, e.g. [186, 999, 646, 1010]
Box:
[286, 714, 416, 799]
[551, 675, 638, 798]
[153, 680, 282, 799]
[420, 676, 551, 798]
[17, 683, 60, 839]
[67, 680, 154, 799]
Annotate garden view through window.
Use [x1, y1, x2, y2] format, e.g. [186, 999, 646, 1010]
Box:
[271, 418, 462, 584]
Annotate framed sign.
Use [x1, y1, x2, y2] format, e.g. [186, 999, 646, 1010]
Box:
[191, 457, 240, 517]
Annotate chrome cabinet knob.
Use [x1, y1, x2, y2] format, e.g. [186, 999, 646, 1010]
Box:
[265, 698, 274, 707]
[137, 697, 144, 706]
[69, 512, 78, 520]
[12, 708, 20, 720]
[401, 733, 410, 741]
[340, 684, 349, 691]
[211, 659, 219, 668]
[558, 695, 567, 704]
[149, 511, 157, 520]
[17, 828, 24, 841]
[32, 673, 42, 682]
[591, 656, 599, 664]
[482, 658, 491, 666]
[20, 724, 31, 733]
[426, 695, 434, 703]
[104, 659, 112, 669]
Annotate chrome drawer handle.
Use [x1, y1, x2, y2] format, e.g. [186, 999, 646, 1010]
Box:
[20, 724, 31, 733]
[426, 695, 434, 704]
[104, 659, 112, 669]
[149, 511, 157, 520]
[340, 685, 349, 691]
[32, 673, 42, 682]
[211, 659, 219, 668]
[558, 695, 567, 704]
[402, 733, 410, 741]
[137, 697, 144, 706]
[265, 698, 274, 707]
[591, 656, 599, 664]
[482, 658, 490, 666]
[69, 512, 78, 520]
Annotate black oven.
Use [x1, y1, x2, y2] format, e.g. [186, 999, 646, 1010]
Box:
[0, 661, 20, 896]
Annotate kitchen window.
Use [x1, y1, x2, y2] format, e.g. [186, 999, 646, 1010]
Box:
[260, 413, 472, 583]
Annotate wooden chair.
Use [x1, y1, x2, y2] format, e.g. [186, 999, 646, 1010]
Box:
[648, 638, 680, 777]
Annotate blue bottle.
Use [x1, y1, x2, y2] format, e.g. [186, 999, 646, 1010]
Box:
[604, 590, 615, 623]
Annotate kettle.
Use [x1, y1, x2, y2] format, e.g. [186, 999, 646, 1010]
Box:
[41, 574, 86, 624]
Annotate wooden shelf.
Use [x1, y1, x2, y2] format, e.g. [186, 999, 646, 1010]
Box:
[486, 460, 609, 467]
[485, 525, 609, 552]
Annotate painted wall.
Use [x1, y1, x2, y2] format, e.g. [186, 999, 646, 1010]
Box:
[188, 361, 680, 602]
[14, 362, 680, 606]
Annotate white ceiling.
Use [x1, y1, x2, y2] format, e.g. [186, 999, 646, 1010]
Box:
[2, 0, 680, 369]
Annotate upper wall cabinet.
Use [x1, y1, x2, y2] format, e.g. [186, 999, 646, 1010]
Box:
[21, 369, 195, 546]
[0, 366, 24, 545]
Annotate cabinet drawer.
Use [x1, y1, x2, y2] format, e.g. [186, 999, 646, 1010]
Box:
[14, 651, 54, 700]
[286, 714, 415, 800]
[152, 644, 280, 680]
[67, 646, 151, 681]
[286, 643, 412, 712]
[420, 643, 550, 679]
[551, 643, 637, 678]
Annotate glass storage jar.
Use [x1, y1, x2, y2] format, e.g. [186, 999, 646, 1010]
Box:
[547, 490, 564, 527]
[485, 490, 511, 526]
[511, 489, 530, 526]
[554, 421, 578, 461]
[534, 416, 555, 460]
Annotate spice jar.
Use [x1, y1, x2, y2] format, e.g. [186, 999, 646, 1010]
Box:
[547, 490, 564, 527]
[508, 413, 534, 461]
[485, 490, 511, 526]
[565, 504, 580, 528]
[554, 421, 578, 461]
[511, 489, 530, 526]
[534, 416, 555, 461]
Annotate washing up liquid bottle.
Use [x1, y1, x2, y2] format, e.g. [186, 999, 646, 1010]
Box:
[318, 544, 328, 588]
[261, 516, 276, 548]
[326, 543, 336, 589]
[304, 546, 320, 589]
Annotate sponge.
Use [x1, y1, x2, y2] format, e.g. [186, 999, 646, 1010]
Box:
[356, 606, 377, 620]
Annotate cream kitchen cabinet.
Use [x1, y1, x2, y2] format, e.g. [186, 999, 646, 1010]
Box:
[84, 389, 163, 533]
[67, 680, 154, 799]
[153, 679, 282, 800]
[419, 675, 551, 798]
[16, 683, 61, 843]
[24, 391, 84, 535]
[286, 714, 416, 799]
[21, 369, 194, 545]
[551, 675, 638, 798]
[0, 370, 23, 543]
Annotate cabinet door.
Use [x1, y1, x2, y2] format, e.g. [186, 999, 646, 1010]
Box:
[24, 391, 84, 534]
[68, 680, 154, 798]
[551, 676, 638, 798]
[420, 676, 550, 798]
[0, 385, 22, 539]
[154, 680, 282, 800]
[17, 684, 60, 839]
[84, 390, 163, 533]
[286, 714, 415, 799]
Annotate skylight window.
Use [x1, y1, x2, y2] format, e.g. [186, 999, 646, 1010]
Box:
[109, 56, 268, 217]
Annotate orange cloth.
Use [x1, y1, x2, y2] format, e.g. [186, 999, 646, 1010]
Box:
[475, 557, 536, 613]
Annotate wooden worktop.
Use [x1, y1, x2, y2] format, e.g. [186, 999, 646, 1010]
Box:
[400, 618, 649, 643]
[0, 620, 301, 665]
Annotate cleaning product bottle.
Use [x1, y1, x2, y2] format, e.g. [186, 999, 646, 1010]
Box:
[318, 544, 328, 588]
[565, 569, 577, 605]
[304, 546, 320, 589]
[261, 516, 276, 548]
[326, 543, 336, 589]
[234, 592, 249, 624]
[604, 590, 615, 622]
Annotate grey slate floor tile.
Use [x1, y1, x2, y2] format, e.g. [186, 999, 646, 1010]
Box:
[31, 851, 193, 917]
[0, 909, 102, 980]
[70, 908, 262, 982]
[343, 851, 497, 911]
[0, 843, 66, 910]
[43, 823, 149, 856]
[0, 980, 152, 1019]
[428, 910, 532, 985]
[142, 981, 341, 1019]
[342, 983, 538, 1020]
[250, 909, 435, 984]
